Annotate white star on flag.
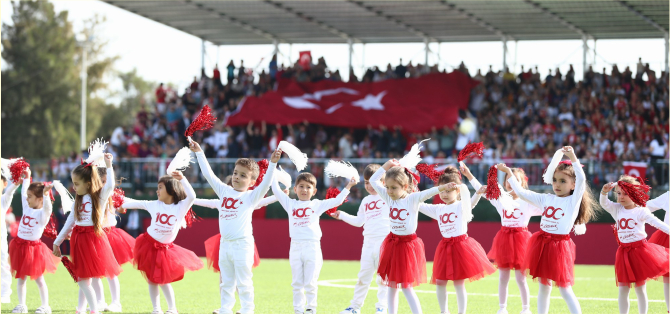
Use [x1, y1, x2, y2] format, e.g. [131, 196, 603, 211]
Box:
[351, 91, 387, 110]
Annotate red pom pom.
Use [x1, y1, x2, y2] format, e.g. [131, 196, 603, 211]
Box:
[112, 188, 125, 209]
[43, 214, 58, 239]
[184, 105, 217, 137]
[617, 180, 651, 207]
[485, 166, 501, 200]
[325, 186, 348, 216]
[251, 159, 269, 190]
[61, 256, 78, 282]
[9, 158, 30, 183]
[611, 224, 621, 246]
[416, 164, 442, 184]
[184, 208, 201, 228]
[457, 142, 484, 162]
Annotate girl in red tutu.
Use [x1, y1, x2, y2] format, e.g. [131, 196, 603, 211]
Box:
[462, 164, 541, 314]
[498, 146, 599, 314]
[646, 191, 669, 312]
[53, 152, 121, 314]
[600, 177, 669, 314]
[122, 171, 201, 314]
[8, 168, 61, 314]
[85, 167, 134, 312]
[417, 165, 495, 314]
[370, 148, 453, 314]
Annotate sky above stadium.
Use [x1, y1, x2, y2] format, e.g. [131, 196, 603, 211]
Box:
[1, 0, 667, 98]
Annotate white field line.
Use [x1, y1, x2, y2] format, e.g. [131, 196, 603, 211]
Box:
[317, 279, 665, 303]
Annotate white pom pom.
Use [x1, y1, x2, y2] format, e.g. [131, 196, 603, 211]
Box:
[324, 160, 360, 183]
[52, 180, 74, 214]
[399, 138, 429, 172]
[573, 224, 586, 235]
[278, 141, 308, 171]
[276, 166, 292, 188]
[166, 147, 195, 174]
[85, 138, 108, 167]
[542, 149, 565, 185]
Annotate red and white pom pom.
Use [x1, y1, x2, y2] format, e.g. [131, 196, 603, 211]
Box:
[485, 165, 501, 200]
[457, 142, 484, 163]
[250, 159, 269, 190]
[61, 256, 78, 282]
[166, 147, 194, 174]
[43, 215, 58, 239]
[416, 164, 442, 184]
[52, 180, 74, 214]
[85, 138, 108, 167]
[617, 180, 651, 207]
[182, 208, 201, 229]
[278, 141, 308, 171]
[324, 160, 360, 183]
[112, 188, 125, 209]
[185, 105, 217, 141]
[9, 158, 30, 183]
[324, 186, 348, 216]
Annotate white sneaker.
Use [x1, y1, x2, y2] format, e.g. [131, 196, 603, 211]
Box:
[305, 310, 315, 314]
[87, 302, 107, 312]
[11, 304, 28, 313]
[105, 303, 122, 313]
[35, 306, 52, 314]
[165, 310, 178, 314]
[213, 309, 220, 314]
[519, 310, 532, 314]
[339, 307, 358, 314]
[375, 308, 387, 314]
[294, 310, 303, 314]
[497, 309, 509, 314]
[1, 296, 10, 303]
[151, 310, 164, 314]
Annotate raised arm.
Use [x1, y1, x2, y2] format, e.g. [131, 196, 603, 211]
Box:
[646, 191, 669, 213]
[418, 203, 439, 220]
[641, 208, 670, 234]
[1, 182, 19, 211]
[100, 162, 116, 204]
[177, 175, 196, 213]
[121, 197, 151, 211]
[256, 195, 278, 209]
[271, 176, 292, 214]
[563, 147, 586, 203]
[194, 150, 232, 198]
[315, 188, 351, 215]
[599, 183, 619, 218]
[499, 163, 546, 209]
[40, 184, 54, 225]
[414, 186, 441, 203]
[249, 160, 278, 205]
[370, 167, 390, 204]
[459, 184, 473, 222]
[20, 177, 30, 210]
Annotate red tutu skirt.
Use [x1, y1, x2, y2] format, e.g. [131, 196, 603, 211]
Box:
[488, 226, 532, 270]
[133, 233, 203, 284]
[8, 238, 60, 280]
[70, 226, 122, 280]
[204, 234, 260, 272]
[104, 227, 135, 265]
[521, 230, 575, 288]
[432, 234, 496, 284]
[615, 239, 669, 287]
[377, 233, 427, 288]
[648, 230, 670, 277]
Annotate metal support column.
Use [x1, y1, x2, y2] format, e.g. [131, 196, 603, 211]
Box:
[502, 36, 508, 71]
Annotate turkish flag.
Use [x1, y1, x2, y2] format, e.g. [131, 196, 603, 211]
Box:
[622, 161, 647, 181]
[299, 51, 312, 70]
[225, 72, 479, 133]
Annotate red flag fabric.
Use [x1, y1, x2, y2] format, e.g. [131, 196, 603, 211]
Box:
[225, 72, 478, 133]
[622, 161, 647, 182]
[298, 51, 312, 70]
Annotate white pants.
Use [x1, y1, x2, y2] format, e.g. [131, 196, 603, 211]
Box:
[1, 228, 12, 300]
[350, 236, 387, 310]
[219, 237, 255, 314]
[289, 240, 323, 313]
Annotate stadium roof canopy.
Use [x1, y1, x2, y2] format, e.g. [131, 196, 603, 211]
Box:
[104, 0, 668, 45]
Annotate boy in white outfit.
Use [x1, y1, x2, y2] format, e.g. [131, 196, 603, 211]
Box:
[271, 163, 356, 314]
[1, 172, 18, 303]
[332, 164, 390, 314]
[190, 141, 280, 314]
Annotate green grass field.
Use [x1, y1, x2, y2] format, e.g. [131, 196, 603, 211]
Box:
[1, 259, 667, 313]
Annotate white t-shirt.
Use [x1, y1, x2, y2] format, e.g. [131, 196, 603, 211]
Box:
[194, 195, 277, 211]
[55, 168, 116, 245]
[600, 193, 669, 243]
[121, 178, 196, 244]
[110, 127, 125, 147]
[339, 194, 390, 239]
[650, 140, 667, 157]
[17, 179, 52, 241]
[470, 179, 543, 227]
[370, 168, 440, 236]
[507, 160, 586, 235]
[272, 177, 349, 241]
[645, 191, 669, 225]
[419, 184, 472, 238]
[195, 151, 276, 241]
